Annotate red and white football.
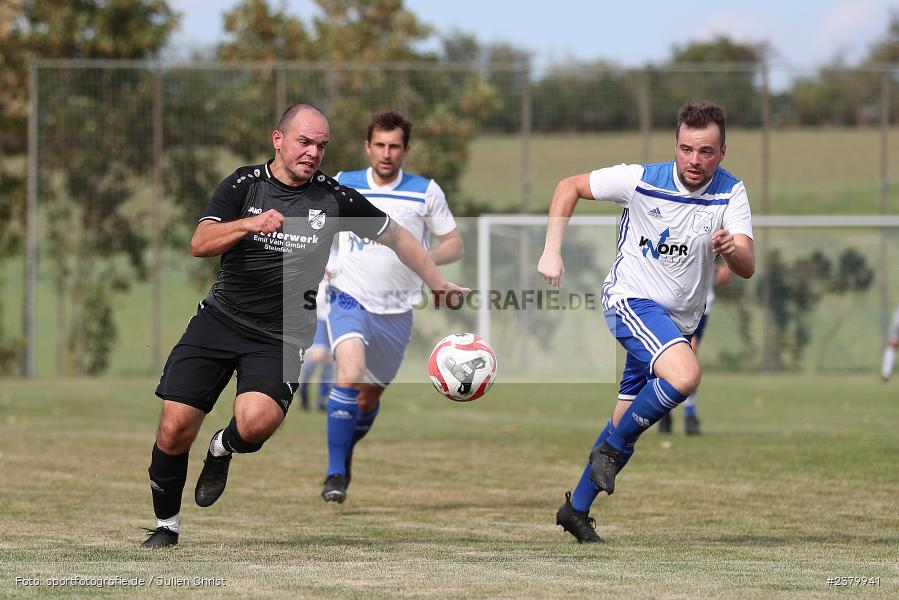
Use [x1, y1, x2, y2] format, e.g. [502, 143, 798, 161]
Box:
[428, 333, 497, 402]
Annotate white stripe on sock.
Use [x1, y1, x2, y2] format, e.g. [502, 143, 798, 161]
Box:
[653, 379, 679, 409]
[329, 390, 360, 405]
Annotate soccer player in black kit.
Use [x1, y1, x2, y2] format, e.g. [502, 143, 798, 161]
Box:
[142, 104, 467, 548]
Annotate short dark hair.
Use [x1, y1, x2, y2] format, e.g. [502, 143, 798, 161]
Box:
[676, 101, 726, 147]
[276, 103, 325, 132]
[366, 111, 412, 147]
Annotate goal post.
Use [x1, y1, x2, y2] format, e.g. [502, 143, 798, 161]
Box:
[477, 215, 618, 347]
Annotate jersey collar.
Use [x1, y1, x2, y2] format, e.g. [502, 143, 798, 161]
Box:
[365, 167, 404, 191]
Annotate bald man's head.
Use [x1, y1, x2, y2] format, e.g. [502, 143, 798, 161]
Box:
[277, 103, 327, 133]
[270, 104, 330, 185]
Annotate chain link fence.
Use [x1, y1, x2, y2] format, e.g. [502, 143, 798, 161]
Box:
[7, 60, 899, 377]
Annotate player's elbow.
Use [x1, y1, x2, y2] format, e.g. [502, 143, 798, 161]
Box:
[191, 238, 214, 257]
[738, 260, 755, 279]
[735, 265, 754, 279]
[727, 252, 755, 279]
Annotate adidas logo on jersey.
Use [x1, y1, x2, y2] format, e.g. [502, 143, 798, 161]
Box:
[329, 410, 354, 420]
[647, 207, 662, 219]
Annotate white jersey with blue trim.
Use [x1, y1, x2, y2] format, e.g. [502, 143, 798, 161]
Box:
[591, 161, 753, 334]
[330, 168, 457, 314]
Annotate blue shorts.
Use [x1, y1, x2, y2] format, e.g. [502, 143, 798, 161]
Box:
[326, 290, 413, 387]
[309, 318, 330, 351]
[605, 298, 691, 400]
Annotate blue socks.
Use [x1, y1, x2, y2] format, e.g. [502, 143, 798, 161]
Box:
[345, 402, 380, 469]
[352, 402, 380, 446]
[607, 378, 687, 452]
[326, 386, 360, 477]
[570, 419, 635, 512]
[570, 378, 687, 513]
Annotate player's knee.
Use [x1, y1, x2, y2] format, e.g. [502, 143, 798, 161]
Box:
[668, 366, 701, 396]
[223, 416, 267, 453]
[156, 419, 197, 455]
[233, 392, 285, 443]
[336, 363, 365, 386]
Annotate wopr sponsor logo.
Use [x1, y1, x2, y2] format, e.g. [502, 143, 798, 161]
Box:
[639, 228, 687, 259]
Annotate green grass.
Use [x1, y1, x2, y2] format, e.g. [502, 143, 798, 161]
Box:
[1, 375, 898, 598]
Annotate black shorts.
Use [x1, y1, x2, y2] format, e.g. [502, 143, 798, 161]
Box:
[155, 303, 304, 414]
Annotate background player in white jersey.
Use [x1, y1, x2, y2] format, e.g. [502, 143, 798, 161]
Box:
[658, 262, 732, 435]
[881, 305, 899, 381]
[538, 102, 755, 543]
[320, 111, 463, 502]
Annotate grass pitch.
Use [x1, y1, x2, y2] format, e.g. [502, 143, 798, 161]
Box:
[1, 374, 898, 598]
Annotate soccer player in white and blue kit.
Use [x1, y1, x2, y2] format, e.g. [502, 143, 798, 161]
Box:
[321, 112, 463, 502]
[881, 305, 899, 381]
[538, 102, 755, 543]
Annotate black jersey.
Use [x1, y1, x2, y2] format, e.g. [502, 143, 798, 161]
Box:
[198, 161, 389, 347]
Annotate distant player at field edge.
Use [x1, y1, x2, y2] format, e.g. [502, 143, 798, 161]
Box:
[881, 305, 899, 381]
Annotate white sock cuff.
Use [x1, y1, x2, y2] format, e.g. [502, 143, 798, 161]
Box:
[209, 429, 231, 457]
[157, 512, 181, 533]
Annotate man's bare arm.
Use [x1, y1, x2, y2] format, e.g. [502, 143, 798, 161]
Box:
[191, 209, 284, 257]
[376, 220, 468, 296]
[429, 229, 464, 266]
[537, 173, 593, 288]
[712, 231, 754, 278]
